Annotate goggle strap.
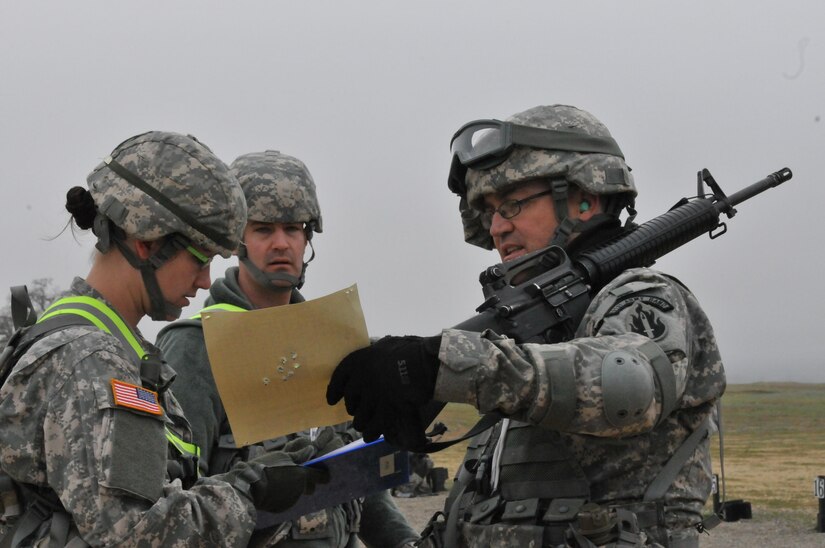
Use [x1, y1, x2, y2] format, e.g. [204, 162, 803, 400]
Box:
[448, 155, 468, 196]
[510, 125, 625, 159]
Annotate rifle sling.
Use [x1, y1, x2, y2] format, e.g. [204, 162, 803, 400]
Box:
[419, 411, 502, 454]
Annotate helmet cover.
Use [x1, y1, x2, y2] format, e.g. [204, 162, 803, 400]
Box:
[459, 105, 636, 249]
[230, 150, 322, 233]
[87, 131, 247, 257]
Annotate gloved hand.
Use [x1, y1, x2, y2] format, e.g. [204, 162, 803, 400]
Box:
[217, 448, 329, 514]
[326, 335, 442, 449]
[283, 427, 345, 461]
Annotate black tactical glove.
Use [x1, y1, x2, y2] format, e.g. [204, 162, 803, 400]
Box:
[326, 335, 442, 449]
[217, 447, 329, 514]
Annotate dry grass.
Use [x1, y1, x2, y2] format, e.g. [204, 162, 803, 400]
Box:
[425, 383, 825, 526]
[710, 382, 825, 524]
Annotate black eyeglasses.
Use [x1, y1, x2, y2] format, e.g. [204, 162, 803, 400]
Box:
[479, 188, 554, 228]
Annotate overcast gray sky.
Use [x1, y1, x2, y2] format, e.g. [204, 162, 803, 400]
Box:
[1, 1, 822, 383]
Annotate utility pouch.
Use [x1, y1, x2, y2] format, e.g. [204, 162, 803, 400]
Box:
[570, 504, 642, 547]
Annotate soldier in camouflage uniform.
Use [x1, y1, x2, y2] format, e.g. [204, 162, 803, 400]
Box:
[327, 106, 726, 547]
[0, 133, 325, 547]
[156, 150, 419, 548]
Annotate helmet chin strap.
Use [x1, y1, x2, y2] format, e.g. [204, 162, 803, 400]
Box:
[137, 259, 183, 321]
[237, 239, 316, 292]
[545, 179, 617, 249]
[94, 215, 185, 320]
[547, 179, 578, 248]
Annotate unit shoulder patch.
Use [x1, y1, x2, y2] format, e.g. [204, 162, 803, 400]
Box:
[606, 294, 673, 317]
[625, 302, 668, 340]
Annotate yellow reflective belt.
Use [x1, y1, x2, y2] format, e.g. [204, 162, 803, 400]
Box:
[189, 303, 246, 319]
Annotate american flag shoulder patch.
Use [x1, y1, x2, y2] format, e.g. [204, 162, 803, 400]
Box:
[111, 379, 162, 415]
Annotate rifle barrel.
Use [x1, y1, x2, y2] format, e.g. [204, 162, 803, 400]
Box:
[577, 167, 792, 289]
[721, 167, 792, 210]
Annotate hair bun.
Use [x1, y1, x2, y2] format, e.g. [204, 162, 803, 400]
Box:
[65, 186, 97, 230]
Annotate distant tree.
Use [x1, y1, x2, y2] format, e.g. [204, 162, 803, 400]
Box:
[0, 278, 62, 346]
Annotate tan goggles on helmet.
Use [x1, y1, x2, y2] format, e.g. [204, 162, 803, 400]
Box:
[448, 119, 625, 194]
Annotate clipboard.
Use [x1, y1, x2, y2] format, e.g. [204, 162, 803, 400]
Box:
[255, 437, 410, 526]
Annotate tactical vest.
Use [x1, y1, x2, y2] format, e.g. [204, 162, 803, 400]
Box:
[424, 412, 711, 548]
[0, 288, 200, 548]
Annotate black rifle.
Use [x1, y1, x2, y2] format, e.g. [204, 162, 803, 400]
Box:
[419, 167, 792, 450]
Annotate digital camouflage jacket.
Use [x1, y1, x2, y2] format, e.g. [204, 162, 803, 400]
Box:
[435, 267, 725, 546]
[0, 278, 257, 547]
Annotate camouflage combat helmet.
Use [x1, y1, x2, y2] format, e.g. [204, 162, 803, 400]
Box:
[230, 150, 322, 291]
[230, 150, 322, 233]
[86, 131, 247, 320]
[87, 131, 247, 258]
[449, 105, 637, 250]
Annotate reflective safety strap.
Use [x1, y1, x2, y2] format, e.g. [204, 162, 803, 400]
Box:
[39, 298, 202, 472]
[189, 303, 246, 320]
[166, 427, 201, 479]
[165, 429, 201, 460]
[39, 297, 146, 359]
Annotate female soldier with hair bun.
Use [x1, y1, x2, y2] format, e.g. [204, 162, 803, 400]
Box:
[0, 132, 325, 547]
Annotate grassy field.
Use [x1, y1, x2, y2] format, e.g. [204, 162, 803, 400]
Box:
[426, 383, 825, 527]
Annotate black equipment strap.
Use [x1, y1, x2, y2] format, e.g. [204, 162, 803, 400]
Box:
[418, 412, 502, 454]
[10, 286, 37, 330]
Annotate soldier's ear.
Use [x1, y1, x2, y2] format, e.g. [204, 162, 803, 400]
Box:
[133, 239, 161, 260]
[578, 193, 600, 221]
